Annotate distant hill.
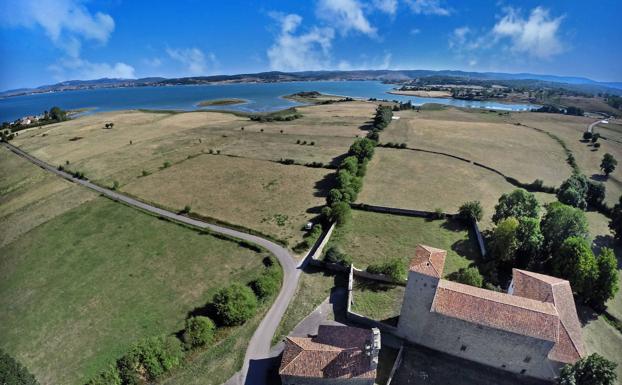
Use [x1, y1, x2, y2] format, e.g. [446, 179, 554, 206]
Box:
[2, 70, 620, 98]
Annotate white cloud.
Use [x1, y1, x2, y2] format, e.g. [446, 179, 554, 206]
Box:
[143, 58, 163, 68]
[50, 57, 135, 80]
[335, 53, 393, 71]
[405, 0, 450, 16]
[372, 0, 398, 15]
[267, 14, 335, 71]
[1, 0, 114, 57]
[492, 6, 564, 58]
[316, 0, 376, 36]
[449, 26, 470, 48]
[410, 28, 421, 35]
[166, 47, 213, 76]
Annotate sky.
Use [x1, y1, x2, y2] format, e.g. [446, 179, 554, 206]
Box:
[0, 0, 620, 90]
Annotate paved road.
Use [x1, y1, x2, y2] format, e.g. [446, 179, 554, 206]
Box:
[2, 142, 305, 385]
[588, 119, 606, 134]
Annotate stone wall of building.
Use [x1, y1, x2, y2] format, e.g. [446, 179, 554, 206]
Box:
[397, 270, 559, 381]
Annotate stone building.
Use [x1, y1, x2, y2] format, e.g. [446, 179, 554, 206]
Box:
[279, 325, 381, 385]
[397, 244, 586, 381]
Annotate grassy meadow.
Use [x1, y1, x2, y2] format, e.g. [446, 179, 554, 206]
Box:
[326, 209, 480, 275]
[0, 198, 269, 385]
[351, 277, 405, 325]
[358, 147, 516, 229]
[122, 154, 332, 248]
[382, 107, 572, 188]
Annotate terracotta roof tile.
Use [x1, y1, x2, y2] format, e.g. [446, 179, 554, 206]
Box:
[431, 279, 560, 342]
[409, 244, 447, 278]
[279, 326, 377, 379]
[512, 269, 586, 363]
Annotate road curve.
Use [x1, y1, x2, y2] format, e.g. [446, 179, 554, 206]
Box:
[2, 142, 303, 385]
[588, 119, 606, 134]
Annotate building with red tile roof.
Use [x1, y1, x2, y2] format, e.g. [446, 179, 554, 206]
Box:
[279, 325, 380, 385]
[397, 244, 586, 381]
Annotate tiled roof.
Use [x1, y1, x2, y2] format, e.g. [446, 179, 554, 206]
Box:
[409, 244, 447, 278]
[279, 325, 377, 379]
[512, 269, 586, 363]
[431, 279, 560, 342]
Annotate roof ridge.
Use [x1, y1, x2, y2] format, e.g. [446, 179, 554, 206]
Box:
[440, 280, 559, 316]
[279, 340, 304, 374]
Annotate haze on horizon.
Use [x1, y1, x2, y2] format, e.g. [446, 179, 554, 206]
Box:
[0, 0, 621, 90]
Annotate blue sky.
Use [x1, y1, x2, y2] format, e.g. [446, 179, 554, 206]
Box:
[0, 0, 620, 90]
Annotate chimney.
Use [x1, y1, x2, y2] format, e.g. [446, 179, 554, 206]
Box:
[365, 328, 381, 370]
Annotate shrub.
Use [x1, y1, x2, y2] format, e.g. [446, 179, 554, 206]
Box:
[583, 131, 593, 140]
[594, 142, 601, 148]
[366, 258, 407, 281]
[142, 170, 150, 177]
[324, 246, 352, 266]
[183, 316, 216, 349]
[600, 153, 617, 176]
[591, 133, 601, 143]
[111, 181, 119, 190]
[212, 284, 258, 326]
[458, 201, 483, 222]
[181, 205, 192, 214]
[432, 208, 445, 219]
[119, 335, 184, 382]
[451, 267, 484, 288]
[250, 272, 281, 300]
[558, 353, 617, 385]
[0, 348, 40, 385]
[310, 141, 315, 145]
[296, 139, 300, 144]
[162, 161, 171, 169]
[86, 365, 121, 385]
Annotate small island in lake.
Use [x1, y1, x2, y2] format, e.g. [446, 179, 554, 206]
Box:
[196, 98, 247, 107]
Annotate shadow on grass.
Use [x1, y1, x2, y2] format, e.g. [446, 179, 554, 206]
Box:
[354, 279, 397, 293]
[313, 172, 337, 198]
[590, 173, 608, 182]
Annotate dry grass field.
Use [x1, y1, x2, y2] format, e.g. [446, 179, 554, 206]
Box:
[0, 146, 96, 246]
[358, 147, 516, 229]
[508, 112, 622, 206]
[382, 107, 572, 187]
[122, 154, 332, 247]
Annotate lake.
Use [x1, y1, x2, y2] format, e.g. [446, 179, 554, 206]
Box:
[0, 81, 539, 122]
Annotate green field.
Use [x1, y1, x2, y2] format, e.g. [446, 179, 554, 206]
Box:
[351, 277, 405, 325]
[0, 198, 269, 385]
[326, 209, 480, 276]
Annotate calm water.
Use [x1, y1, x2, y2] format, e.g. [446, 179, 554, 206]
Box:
[0, 81, 539, 122]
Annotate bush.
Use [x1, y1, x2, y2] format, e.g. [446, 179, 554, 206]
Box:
[162, 161, 171, 169]
[142, 170, 150, 177]
[111, 181, 120, 190]
[250, 271, 281, 300]
[558, 353, 617, 385]
[451, 267, 484, 288]
[0, 349, 40, 385]
[183, 316, 216, 349]
[458, 201, 483, 222]
[181, 205, 192, 214]
[583, 131, 593, 140]
[366, 258, 407, 281]
[324, 246, 352, 266]
[329, 201, 351, 226]
[119, 335, 184, 382]
[212, 284, 258, 326]
[86, 365, 121, 385]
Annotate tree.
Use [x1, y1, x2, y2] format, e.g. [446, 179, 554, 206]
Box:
[348, 138, 376, 162]
[591, 248, 620, 310]
[600, 153, 617, 176]
[458, 201, 483, 223]
[120, 335, 184, 382]
[492, 189, 540, 224]
[0, 348, 39, 385]
[329, 201, 351, 226]
[366, 258, 407, 281]
[490, 217, 520, 264]
[587, 181, 606, 207]
[339, 156, 359, 175]
[516, 217, 544, 268]
[212, 284, 258, 326]
[183, 316, 216, 348]
[583, 131, 593, 140]
[49, 106, 66, 121]
[327, 188, 343, 205]
[592, 133, 601, 143]
[609, 196, 622, 241]
[541, 202, 589, 254]
[557, 173, 590, 210]
[553, 236, 598, 297]
[451, 267, 484, 287]
[250, 272, 281, 300]
[558, 353, 617, 385]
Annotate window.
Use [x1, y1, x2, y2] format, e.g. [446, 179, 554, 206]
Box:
[460, 345, 467, 352]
